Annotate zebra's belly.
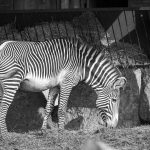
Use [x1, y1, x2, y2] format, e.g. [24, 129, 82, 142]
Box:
[20, 77, 57, 92]
[20, 70, 67, 92]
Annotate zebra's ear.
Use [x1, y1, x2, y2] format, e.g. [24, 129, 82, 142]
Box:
[113, 77, 127, 90]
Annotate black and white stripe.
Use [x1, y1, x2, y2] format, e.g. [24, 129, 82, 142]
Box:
[0, 38, 126, 140]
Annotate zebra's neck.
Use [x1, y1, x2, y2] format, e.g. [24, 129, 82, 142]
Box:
[78, 41, 120, 89]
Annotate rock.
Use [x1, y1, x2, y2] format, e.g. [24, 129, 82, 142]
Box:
[6, 90, 46, 133]
[118, 69, 140, 127]
[139, 68, 150, 123]
[65, 107, 103, 132]
[72, 11, 105, 46]
[38, 106, 103, 132]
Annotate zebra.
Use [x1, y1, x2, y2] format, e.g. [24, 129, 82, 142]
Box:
[0, 38, 126, 142]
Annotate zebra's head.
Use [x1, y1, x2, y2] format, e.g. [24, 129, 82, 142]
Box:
[96, 77, 126, 128]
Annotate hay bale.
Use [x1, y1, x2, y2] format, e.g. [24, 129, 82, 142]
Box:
[22, 21, 75, 41]
[23, 27, 38, 41]
[13, 31, 23, 41]
[103, 42, 150, 67]
[0, 24, 22, 41]
[0, 24, 13, 41]
[23, 24, 47, 41]
[0, 12, 105, 44]
[22, 12, 106, 44]
[73, 11, 105, 46]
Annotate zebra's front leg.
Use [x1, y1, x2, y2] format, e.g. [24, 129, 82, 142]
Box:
[41, 87, 59, 135]
[58, 81, 73, 136]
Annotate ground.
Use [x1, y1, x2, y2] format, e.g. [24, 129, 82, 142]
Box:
[0, 125, 150, 150]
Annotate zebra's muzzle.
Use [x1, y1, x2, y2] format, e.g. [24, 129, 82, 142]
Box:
[106, 117, 118, 128]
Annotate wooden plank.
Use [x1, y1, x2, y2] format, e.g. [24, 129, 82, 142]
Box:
[106, 11, 135, 42]
[14, 0, 57, 10]
[129, 0, 150, 7]
[0, 0, 13, 10]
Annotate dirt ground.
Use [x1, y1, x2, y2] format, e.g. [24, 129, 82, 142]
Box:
[0, 125, 150, 150]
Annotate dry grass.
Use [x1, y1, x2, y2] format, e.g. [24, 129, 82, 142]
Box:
[0, 125, 150, 150]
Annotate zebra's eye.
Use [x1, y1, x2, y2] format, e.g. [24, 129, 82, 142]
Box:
[112, 99, 117, 103]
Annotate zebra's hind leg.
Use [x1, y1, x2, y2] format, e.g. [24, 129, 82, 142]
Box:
[0, 74, 23, 145]
[40, 87, 59, 135]
[47, 93, 59, 130]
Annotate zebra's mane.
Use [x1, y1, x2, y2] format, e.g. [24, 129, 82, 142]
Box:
[69, 37, 123, 80]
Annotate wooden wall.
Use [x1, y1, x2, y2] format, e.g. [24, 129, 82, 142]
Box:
[0, 0, 128, 10]
[14, 0, 59, 10]
[0, 0, 13, 10]
[129, 0, 150, 7]
[0, 0, 89, 10]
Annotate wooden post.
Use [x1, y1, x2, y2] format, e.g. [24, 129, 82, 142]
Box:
[61, 0, 69, 9]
